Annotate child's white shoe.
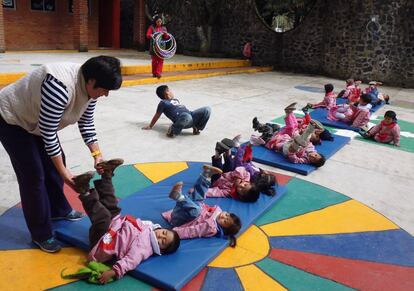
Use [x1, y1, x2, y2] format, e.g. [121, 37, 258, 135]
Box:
[250, 134, 266, 146]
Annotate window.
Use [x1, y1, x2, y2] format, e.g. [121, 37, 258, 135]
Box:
[2, 0, 15, 8]
[31, 0, 55, 12]
[68, 0, 91, 15]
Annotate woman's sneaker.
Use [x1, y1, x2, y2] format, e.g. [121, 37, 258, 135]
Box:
[52, 209, 84, 221]
[33, 237, 62, 253]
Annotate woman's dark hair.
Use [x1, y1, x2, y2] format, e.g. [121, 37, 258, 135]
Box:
[384, 110, 397, 121]
[156, 85, 169, 99]
[161, 229, 180, 254]
[254, 173, 277, 196]
[359, 93, 372, 104]
[238, 185, 260, 203]
[312, 153, 326, 168]
[223, 213, 241, 248]
[81, 56, 122, 90]
[324, 83, 334, 93]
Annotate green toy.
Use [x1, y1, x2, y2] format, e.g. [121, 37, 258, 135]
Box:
[61, 261, 114, 284]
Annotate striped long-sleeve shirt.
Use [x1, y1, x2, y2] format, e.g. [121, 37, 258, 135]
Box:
[39, 74, 97, 157]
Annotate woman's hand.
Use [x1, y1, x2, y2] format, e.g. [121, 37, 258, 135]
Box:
[98, 269, 116, 284]
[94, 155, 105, 175]
[61, 168, 75, 188]
[142, 125, 152, 130]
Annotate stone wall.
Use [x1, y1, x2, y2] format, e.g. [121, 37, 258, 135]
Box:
[165, 0, 414, 87]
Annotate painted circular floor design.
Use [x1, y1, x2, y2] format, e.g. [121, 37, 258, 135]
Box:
[0, 161, 413, 291]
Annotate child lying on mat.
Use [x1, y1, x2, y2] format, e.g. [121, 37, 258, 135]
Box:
[328, 93, 372, 129]
[162, 166, 242, 246]
[73, 159, 180, 284]
[303, 83, 336, 110]
[365, 81, 390, 106]
[254, 103, 333, 146]
[359, 110, 400, 146]
[337, 79, 362, 104]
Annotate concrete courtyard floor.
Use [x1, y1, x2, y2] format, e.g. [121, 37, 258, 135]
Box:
[0, 51, 413, 236]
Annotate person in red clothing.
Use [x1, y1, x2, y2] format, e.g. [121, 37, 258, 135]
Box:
[146, 15, 168, 78]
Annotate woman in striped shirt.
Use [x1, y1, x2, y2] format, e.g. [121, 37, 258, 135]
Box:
[0, 56, 122, 253]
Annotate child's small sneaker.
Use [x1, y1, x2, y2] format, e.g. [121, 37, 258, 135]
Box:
[310, 120, 324, 130]
[384, 95, 390, 104]
[302, 103, 313, 113]
[284, 102, 297, 112]
[232, 134, 242, 148]
[221, 138, 236, 149]
[252, 117, 260, 130]
[202, 164, 223, 178]
[250, 134, 266, 146]
[52, 209, 84, 221]
[193, 127, 201, 135]
[215, 141, 230, 155]
[166, 126, 175, 138]
[97, 158, 124, 178]
[33, 237, 62, 253]
[169, 182, 184, 201]
[73, 171, 95, 194]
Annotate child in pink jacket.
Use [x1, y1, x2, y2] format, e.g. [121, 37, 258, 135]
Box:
[338, 79, 362, 103]
[73, 159, 180, 284]
[360, 111, 400, 146]
[328, 93, 372, 129]
[162, 166, 242, 247]
[304, 84, 336, 110]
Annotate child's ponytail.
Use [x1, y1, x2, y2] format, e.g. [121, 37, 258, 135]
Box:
[228, 235, 237, 248]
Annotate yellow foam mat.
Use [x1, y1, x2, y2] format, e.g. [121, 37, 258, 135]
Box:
[0, 247, 86, 290]
[261, 199, 399, 237]
[209, 225, 269, 268]
[236, 264, 287, 291]
[134, 162, 188, 183]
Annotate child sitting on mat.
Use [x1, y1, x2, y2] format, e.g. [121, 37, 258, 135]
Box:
[303, 84, 336, 110]
[208, 136, 277, 200]
[338, 79, 362, 103]
[73, 159, 180, 284]
[359, 110, 400, 146]
[162, 165, 242, 247]
[328, 93, 372, 129]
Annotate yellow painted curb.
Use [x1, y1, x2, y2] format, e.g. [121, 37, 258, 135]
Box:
[122, 66, 273, 87]
[121, 60, 251, 75]
[0, 72, 26, 85]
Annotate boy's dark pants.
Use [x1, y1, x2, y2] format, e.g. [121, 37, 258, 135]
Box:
[79, 177, 121, 248]
[211, 155, 234, 184]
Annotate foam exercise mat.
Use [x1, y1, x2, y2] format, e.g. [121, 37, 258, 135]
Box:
[246, 134, 350, 175]
[55, 162, 286, 290]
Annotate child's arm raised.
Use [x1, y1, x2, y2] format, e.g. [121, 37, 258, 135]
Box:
[142, 112, 162, 130]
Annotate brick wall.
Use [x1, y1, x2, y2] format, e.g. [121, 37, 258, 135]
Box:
[2, 0, 99, 50]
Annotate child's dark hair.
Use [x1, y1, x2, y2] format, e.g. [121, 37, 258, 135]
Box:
[81, 56, 122, 90]
[384, 110, 397, 121]
[238, 185, 260, 203]
[359, 93, 372, 104]
[160, 229, 180, 254]
[156, 85, 169, 99]
[312, 153, 326, 168]
[153, 15, 162, 25]
[254, 173, 277, 196]
[223, 213, 241, 247]
[324, 83, 334, 93]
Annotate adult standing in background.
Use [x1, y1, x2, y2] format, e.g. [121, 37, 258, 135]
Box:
[146, 15, 168, 78]
[0, 56, 122, 253]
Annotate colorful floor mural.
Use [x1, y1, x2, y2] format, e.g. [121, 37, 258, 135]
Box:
[0, 162, 413, 291]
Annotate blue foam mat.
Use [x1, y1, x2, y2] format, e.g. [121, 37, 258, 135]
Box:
[248, 134, 350, 175]
[55, 162, 287, 290]
[309, 108, 361, 131]
[336, 98, 385, 112]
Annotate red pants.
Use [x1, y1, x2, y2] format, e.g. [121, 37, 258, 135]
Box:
[151, 55, 164, 76]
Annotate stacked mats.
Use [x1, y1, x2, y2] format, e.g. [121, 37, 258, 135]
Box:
[55, 162, 287, 290]
[244, 133, 350, 175]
